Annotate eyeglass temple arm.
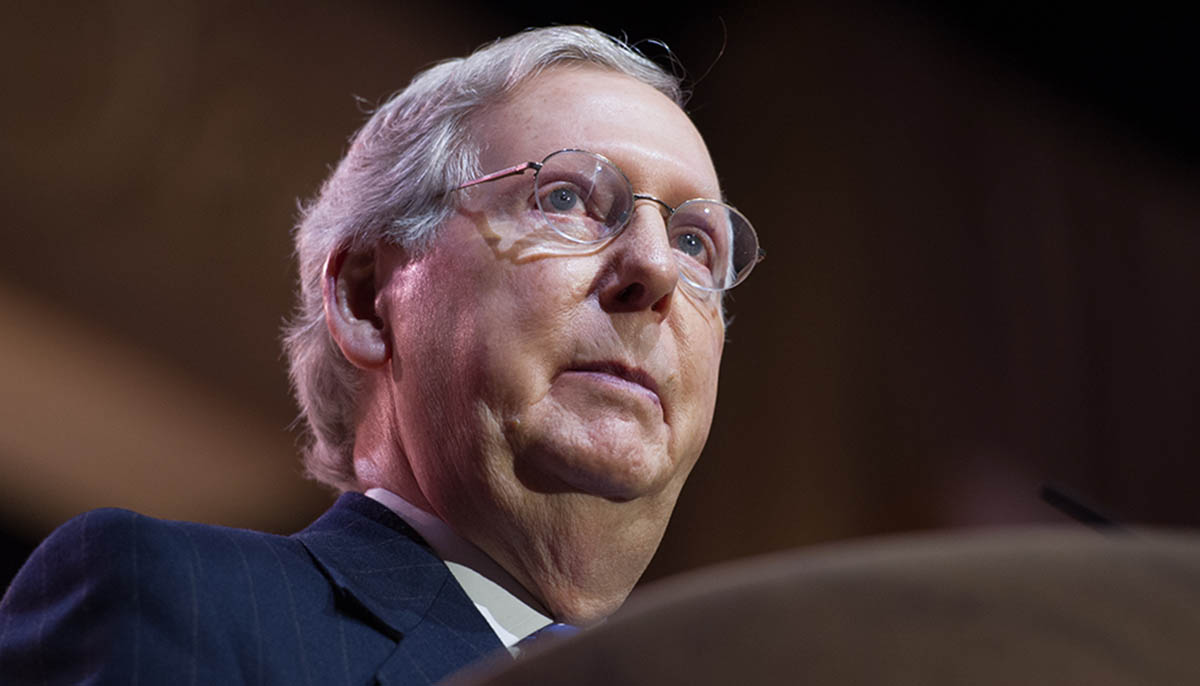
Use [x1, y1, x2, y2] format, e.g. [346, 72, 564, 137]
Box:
[455, 161, 542, 190]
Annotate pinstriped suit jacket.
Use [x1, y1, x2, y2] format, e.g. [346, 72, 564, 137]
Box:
[0, 492, 505, 685]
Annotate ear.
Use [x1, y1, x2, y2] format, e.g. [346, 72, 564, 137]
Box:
[323, 244, 390, 370]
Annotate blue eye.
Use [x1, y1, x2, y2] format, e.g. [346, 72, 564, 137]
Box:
[674, 231, 708, 260]
[548, 187, 579, 212]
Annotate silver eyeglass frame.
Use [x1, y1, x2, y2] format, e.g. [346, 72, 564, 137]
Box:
[454, 148, 763, 292]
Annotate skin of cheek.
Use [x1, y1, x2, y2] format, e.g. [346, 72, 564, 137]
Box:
[669, 292, 725, 459]
[378, 231, 576, 511]
[378, 248, 490, 511]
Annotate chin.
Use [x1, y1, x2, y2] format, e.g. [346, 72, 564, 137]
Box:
[563, 469, 659, 503]
[550, 591, 629, 626]
[512, 418, 676, 500]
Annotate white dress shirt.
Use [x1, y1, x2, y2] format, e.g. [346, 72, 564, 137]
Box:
[364, 488, 553, 650]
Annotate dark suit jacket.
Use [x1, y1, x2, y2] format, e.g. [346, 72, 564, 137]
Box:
[0, 492, 505, 684]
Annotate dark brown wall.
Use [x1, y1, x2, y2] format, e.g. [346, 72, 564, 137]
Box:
[649, 3, 1199, 579]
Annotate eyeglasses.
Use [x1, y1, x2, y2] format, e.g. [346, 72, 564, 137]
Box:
[455, 149, 762, 293]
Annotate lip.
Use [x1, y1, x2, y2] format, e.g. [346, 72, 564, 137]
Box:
[563, 361, 662, 406]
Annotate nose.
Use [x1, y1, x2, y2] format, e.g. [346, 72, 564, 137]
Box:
[598, 203, 679, 315]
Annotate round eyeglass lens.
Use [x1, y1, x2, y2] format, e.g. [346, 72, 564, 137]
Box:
[534, 151, 633, 244]
[669, 200, 758, 291]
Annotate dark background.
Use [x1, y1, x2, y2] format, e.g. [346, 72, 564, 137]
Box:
[2, 0, 1197, 593]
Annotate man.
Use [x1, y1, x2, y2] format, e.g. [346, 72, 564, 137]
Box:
[0, 25, 760, 684]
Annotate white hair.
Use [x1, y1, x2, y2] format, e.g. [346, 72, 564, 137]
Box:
[283, 26, 686, 491]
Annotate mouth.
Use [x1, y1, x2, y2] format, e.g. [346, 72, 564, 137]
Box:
[564, 361, 662, 406]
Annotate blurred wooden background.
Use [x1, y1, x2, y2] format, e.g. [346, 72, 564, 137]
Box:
[2, 0, 1197, 592]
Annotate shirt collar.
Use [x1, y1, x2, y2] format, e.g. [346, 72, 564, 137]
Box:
[364, 487, 553, 649]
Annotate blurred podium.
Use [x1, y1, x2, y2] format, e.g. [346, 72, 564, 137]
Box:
[447, 528, 1200, 685]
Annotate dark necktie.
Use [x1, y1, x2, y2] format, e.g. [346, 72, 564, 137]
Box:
[514, 622, 580, 655]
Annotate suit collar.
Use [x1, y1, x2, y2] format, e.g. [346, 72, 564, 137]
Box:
[364, 487, 555, 647]
[296, 493, 505, 681]
[294, 493, 477, 637]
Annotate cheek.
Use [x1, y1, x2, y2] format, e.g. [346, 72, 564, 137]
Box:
[676, 296, 725, 393]
[460, 262, 591, 409]
[668, 298, 724, 449]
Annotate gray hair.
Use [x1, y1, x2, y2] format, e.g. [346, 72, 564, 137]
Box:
[284, 26, 686, 491]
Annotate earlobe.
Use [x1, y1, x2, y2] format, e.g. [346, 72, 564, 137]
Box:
[323, 245, 390, 370]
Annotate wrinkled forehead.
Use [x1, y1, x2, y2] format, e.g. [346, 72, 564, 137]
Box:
[473, 66, 722, 203]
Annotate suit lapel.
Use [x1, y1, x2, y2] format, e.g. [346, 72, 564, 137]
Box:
[295, 493, 505, 682]
[373, 575, 511, 685]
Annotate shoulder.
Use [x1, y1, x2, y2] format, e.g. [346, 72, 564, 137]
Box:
[10, 507, 312, 597]
[0, 507, 321, 683]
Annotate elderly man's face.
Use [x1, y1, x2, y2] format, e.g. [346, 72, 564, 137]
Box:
[371, 66, 725, 620]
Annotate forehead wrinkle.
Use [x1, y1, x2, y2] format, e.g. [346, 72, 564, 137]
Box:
[596, 141, 722, 206]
